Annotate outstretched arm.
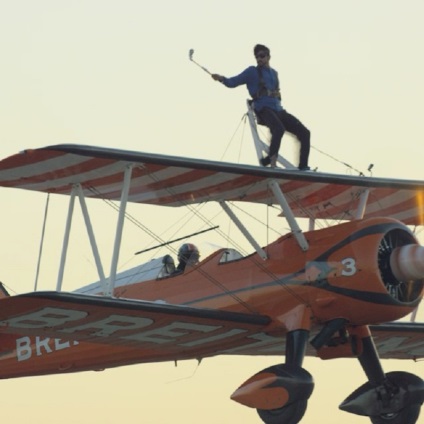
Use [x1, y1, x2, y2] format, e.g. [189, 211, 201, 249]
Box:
[211, 66, 256, 88]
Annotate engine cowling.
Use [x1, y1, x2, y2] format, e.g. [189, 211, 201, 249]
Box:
[307, 218, 424, 325]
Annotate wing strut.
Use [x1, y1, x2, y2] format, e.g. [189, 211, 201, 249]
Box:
[106, 163, 134, 296]
[268, 180, 309, 251]
[355, 189, 370, 219]
[75, 184, 107, 291]
[56, 186, 76, 291]
[219, 200, 268, 260]
[56, 184, 107, 293]
[55, 164, 134, 296]
[246, 100, 296, 169]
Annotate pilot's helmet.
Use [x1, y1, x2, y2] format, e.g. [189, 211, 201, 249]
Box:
[178, 243, 200, 264]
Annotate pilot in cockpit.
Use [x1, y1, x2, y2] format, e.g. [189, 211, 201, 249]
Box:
[175, 243, 200, 274]
[160, 243, 200, 278]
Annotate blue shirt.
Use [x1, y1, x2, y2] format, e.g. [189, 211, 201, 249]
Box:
[222, 65, 283, 112]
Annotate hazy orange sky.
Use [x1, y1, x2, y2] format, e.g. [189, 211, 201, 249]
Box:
[0, 1, 424, 423]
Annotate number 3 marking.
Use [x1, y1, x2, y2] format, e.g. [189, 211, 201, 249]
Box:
[341, 258, 356, 276]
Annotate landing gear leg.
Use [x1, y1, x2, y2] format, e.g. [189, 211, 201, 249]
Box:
[340, 326, 424, 424]
[256, 330, 314, 424]
[286, 329, 309, 367]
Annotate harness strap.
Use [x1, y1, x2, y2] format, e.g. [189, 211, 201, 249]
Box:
[252, 66, 281, 100]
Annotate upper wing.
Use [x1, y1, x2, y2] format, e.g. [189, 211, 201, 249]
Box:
[1, 144, 424, 224]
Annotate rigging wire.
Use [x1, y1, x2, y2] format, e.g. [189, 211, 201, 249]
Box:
[136, 162, 313, 309]
[77, 111, 371, 315]
[219, 114, 247, 162]
[93, 164, 305, 312]
[311, 145, 367, 176]
[87, 185, 212, 260]
[237, 115, 248, 163]
[85, 114, 359, 311]
[78, 115, 374, 313]
[230, 202, 284, 237]
[87, 184, 258, 313]
[241, 110, 369, 176]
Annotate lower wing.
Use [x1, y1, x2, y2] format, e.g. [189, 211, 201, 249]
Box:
[0, 292, 422, 379]
[0, 291, 279, 378]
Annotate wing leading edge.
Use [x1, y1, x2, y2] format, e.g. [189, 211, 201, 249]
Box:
[1, 144, 424, 224]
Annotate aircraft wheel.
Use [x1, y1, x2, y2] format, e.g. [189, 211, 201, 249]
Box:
[257, 400, 307, 424]
[370, 403, 421, 424]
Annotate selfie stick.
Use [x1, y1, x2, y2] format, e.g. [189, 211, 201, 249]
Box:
[188, 49, 211, 75]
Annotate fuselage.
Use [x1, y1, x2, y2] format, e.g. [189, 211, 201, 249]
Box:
[78, 217, 423, 330]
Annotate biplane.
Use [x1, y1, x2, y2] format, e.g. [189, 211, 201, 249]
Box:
[0, 137, 424, 424]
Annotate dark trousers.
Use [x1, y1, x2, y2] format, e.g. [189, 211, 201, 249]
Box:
[256, 107, 310, 168]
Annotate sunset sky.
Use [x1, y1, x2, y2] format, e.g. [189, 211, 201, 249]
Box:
[0, 1, 424, 423]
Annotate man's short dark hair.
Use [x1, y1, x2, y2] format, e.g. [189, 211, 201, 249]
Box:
[254, 44, 270, 56]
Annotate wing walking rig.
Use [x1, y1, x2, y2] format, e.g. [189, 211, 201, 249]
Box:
[0, 142, 424, 424]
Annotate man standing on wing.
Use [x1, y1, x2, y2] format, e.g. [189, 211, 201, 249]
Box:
[212, 44, 310, 170]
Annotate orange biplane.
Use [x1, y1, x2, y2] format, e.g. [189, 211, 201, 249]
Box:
[0, 142, 424, 424]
